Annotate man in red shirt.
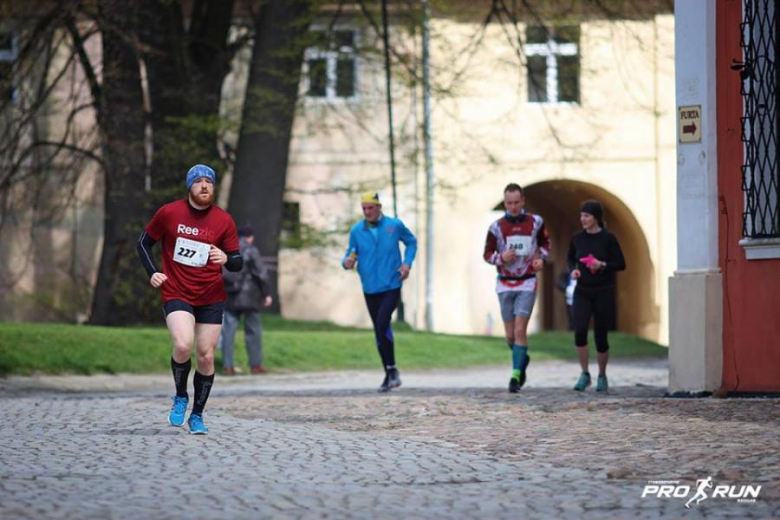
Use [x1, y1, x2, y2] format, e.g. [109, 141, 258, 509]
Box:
[484, 183, 550, 393]
[137, 164, 242, 435]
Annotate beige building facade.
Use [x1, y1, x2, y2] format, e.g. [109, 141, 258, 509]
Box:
[278, 9, 677, 344]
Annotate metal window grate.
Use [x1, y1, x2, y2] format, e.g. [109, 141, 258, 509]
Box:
[740, 0, 780, 237]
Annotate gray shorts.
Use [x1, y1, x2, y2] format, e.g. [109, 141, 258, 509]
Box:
[498, 290, 537, 322]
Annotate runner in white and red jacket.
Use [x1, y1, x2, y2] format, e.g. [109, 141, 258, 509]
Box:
[483, 183, 550, 393]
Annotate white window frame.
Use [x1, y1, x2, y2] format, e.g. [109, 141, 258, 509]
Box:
[303, 26, 360, 103]
[524, 29, 578, 105]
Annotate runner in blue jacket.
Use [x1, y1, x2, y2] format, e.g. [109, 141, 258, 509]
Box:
[342, 191, 417, 392]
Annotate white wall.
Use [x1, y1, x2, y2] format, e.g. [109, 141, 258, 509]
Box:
[669, 0, 723, 393]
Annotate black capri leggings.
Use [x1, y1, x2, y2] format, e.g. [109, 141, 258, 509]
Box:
[572, 286, 616, 353]
[364, 288, 401, 369]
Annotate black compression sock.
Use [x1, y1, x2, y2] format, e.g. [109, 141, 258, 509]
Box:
[383, 341, 396, 368]
[171, 358, 191, 398]
[192, 371, 215, 415]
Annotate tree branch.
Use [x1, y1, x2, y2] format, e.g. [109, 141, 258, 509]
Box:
[64, 15, 102, 121]
[31, 140, 106, 169]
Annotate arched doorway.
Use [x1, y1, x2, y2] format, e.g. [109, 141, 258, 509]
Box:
[476, 180, 658, 338]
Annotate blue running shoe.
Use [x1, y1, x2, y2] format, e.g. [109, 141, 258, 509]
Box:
[596, 374, 609, 392]
[573, 372, 591, 392]
[188, 413, 208, 435]
[168, 396, 188, 427]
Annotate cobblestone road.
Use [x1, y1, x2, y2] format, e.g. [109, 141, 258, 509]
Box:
[1, 360, 778, 519]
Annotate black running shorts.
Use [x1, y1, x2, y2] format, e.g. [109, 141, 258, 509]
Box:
[163, 299, 225, 324]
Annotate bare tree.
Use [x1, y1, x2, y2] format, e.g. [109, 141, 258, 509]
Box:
[82, 0, 149, 325]
[0, 2, 103, 319]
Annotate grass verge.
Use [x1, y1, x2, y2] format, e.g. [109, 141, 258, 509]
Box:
[0, 317, 666, 376]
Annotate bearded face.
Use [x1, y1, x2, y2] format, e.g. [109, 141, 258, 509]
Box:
[189, 178, 215, 207]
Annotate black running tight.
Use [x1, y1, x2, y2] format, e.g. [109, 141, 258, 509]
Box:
[572, 286, 616, 353]
[364, 288, 400, 370]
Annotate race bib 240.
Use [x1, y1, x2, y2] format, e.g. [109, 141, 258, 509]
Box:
[506, 235, 533, 256]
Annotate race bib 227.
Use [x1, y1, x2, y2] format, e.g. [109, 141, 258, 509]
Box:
[173, 237, 210, 267]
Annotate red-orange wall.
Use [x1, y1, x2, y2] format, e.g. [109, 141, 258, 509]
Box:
[717, 0, 780, 392]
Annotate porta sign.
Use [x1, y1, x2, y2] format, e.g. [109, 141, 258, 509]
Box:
[679, 105, 702, 143]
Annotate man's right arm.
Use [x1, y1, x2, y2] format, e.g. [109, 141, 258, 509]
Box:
[139, 206, 170, 288]
[342, 229, 358, 269]
[484, 230, 503, 266]
[137, 230, 160, 277]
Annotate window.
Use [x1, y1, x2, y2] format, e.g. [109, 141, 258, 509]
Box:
[0, 29, 17, 102]
[304, 29, 358, 100]
[281, 201, 301, 242]
[740, 0, 779, 238]
[524, 25, 580, 104]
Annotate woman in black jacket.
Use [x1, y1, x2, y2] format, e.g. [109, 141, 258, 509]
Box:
[567, 200, 626, 392]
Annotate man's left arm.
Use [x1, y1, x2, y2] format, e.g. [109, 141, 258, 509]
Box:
[399, 220, 417, 268]
[536, 220, 551, 261]
[219, 220, 243, 272]
[531, 219, 551, 272]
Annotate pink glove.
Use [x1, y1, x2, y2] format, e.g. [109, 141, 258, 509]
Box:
[579, 254, 597, 269]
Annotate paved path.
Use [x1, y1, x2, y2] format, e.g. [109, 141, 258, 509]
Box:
[0, 358, 669, 394]
[1, 360, 778, 519]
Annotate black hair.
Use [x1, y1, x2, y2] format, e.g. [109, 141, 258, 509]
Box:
[238, 222, 254, 237]
[504, 183, 524, 195]
[580, 200, 605, 228]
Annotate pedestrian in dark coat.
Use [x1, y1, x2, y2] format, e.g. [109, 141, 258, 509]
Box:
[221, 223, 272, 375]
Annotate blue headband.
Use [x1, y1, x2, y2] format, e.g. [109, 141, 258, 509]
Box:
[186, 164, 217, 191]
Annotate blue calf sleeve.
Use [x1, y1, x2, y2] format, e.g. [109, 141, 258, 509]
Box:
[512, 345, 528, 370]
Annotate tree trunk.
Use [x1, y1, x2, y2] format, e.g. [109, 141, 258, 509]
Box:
[139, 0, 236, 206]
[88, 1, 149, 325]
[228, 0, 315, 315]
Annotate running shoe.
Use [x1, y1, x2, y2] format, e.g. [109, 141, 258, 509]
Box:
[388, 368, 402, 389]
[188, 413, 208, 435]
[596, 374, 609, 392]
[518, 354, 531, 389]
[378, 373, 391, 393]
[168, 396, 188, 427]
[508, 377, 520, 393]
[573, 371, 591, 392]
